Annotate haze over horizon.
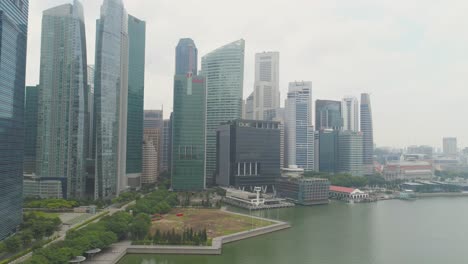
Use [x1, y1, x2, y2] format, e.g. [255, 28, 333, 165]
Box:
[27, 0, 468, 149]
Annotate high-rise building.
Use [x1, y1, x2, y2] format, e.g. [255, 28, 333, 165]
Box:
[175, 38, 198, 75]
[144, 110, 163, 182]
[0, 0, 29, 240]
[126, 14, 146, 188]
[94, 0, 129, 199]
[244, 92, 254, 119]
[161, 118, 172, 173]
[87, 65, 95, 159]
[285, 81, 314, 170]
[36, 1, 88, 199]
[141, 137, 158, 185]
[443, 137, 458, 156]
[217, 120, 281, 192]
[172, 74, 206, 191]
[317, 130, 339, 174]
[360, 93, 374, 174]
[253, 52, 280, 120]
[24, 85, 39, 174]
[202, 39, 245, 186]
[342, 97, 359, 132]
[315, 100, 342, 131]
[338, 131, 364, 176]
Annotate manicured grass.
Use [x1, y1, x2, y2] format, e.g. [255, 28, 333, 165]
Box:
[150, 208, 273, 239]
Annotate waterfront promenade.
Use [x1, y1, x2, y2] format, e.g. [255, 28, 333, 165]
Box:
[83, 212, 290, 264]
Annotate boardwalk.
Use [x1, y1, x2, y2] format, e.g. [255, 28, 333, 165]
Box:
[83, 242, 131, 264]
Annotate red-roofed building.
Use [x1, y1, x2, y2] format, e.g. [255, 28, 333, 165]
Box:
[329, 185, 369, 201]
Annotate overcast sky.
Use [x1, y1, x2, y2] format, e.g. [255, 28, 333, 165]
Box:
[27, 0, 468, 149]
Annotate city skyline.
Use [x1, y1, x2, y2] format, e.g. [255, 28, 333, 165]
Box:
[26, 0, 468, 149]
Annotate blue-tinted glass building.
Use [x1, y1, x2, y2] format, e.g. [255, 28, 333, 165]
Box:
[0, 0, 29, 240]
[175, 38, 198, 75]
[24, 85, 38, 174]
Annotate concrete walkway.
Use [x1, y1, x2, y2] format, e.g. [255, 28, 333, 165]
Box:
[83, 242, 131, 264]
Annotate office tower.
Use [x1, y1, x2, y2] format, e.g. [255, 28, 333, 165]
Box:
[217, 120, 281, 192]
[36, 1, 88, 198]
[271, 108, 286, 169]
[175, 38, 198, 75]
[202, 39, 245, 186]
[144, 110, 163, 181]
[87, 65, 95, 159]
[141, 137, 158, 185]
[126, 14, 146, 188]
[94, 0, 129, 199]
[342, 97, 359, 132]
[161, 118, 172, 173]
[172, 74, 206, 191]
[24, 85, 39, 174]
[285, 81, 314, 170]
[317, 130, 339, 174]
[0, 0, 29, 240]
[443, 137, 458, 156]
[360, 93, 374, 174]
[338, 131, 364, 176]
[315, 100, 342, 131]
[253, 52, 280, 120]
[244, 92, 254, 119]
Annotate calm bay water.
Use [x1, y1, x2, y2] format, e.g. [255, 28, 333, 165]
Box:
[119, 197, 468, 264]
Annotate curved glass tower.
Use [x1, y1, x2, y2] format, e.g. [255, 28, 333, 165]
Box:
[94, 0, 129, 199]
[36, 0, 88, 199]
[201, 39, 245, 186]
[0, 0, 29, 240]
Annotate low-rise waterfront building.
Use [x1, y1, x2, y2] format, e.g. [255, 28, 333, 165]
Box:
[329, 185, 369, 201]
[23, 174, 66, 199]
[383, 160, 433, 181]
[277, 177, 330, 205]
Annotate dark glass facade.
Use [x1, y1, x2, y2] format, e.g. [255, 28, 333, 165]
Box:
[0, 0, 29, 240]
[315, 100, 343, 130]
[175, 38, 198, 75]
[318, 130, 339, 174]
[24, 85, 38, 174]
[126, 14, 146, 176]
[172, 75, 206, 191]
[216, 120, 280, 192]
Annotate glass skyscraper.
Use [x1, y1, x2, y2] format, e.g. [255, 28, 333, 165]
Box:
[315, 100, 343, 131]
[285, 81, 314, 170]
[36, 1, 88, 199]
[126, 15, 146, 183]
[0, 0, 29, 240]
[175, 38, 198, 75]
[94, 0, 129, 199]
[172, 74, 206, 191]
[24, 85, 38, 174]
[360, 93, 374, 174]
[201, 39, 245, 185]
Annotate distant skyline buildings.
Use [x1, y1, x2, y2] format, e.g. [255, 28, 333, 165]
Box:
[443, 137, 458, 156]
[285, 81, 314, 170]
[143, 110, 163, 182]
[175, 38, 198, 75]
[360, 93, 374, 174]
[342, 97, 359, 132]
[126, 14, 146, 185]
[253, 51, 280, 120]
[94, 0, 129, 199]
[36, 1, 88, 198]
[0, 0, 29, 240]
[202, 39, 245, 186]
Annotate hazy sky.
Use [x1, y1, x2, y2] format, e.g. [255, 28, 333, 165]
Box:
[27, 0, 468, 149]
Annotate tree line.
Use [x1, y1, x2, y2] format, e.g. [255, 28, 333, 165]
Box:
[134, 228, 209, 246]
